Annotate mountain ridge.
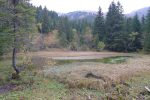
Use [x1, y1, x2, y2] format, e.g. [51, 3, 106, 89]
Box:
[126, 6, 149, 18]
[59, 7, 149, 22]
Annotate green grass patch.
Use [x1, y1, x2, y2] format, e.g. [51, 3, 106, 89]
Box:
[97, 56, 131, 64]
[0, 77, 68, 100]
[55, 56, 131, 65]
[0, 57, 68, 100]
[0, 59, 12, 86]
[0, 57, 105, 99]
[0, 57, 25, 86]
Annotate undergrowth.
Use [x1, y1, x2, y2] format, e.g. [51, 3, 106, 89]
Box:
[0, 55, 150, 100]
[0, 57, 103, 100]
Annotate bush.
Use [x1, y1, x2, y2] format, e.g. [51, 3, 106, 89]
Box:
[97, 41, 105, 51]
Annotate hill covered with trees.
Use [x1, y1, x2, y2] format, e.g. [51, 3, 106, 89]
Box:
[1, 0, 150, 62]
[34, 1, 150, 52]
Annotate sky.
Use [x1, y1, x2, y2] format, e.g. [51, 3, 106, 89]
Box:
[30, 0, 150, 14]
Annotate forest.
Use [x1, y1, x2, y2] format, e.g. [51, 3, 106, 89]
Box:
[34, 2, 150, 52]
[1, 0, 150, 55]
[0, 0, 150, 99]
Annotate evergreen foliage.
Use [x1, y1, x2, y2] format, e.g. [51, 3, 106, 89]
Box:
[93, 7, 105, 49]
[131, 14, 142, 50]
[144, 8, 150, 52]
[0, 0, 36, 74]
[1, 0, 150, 56]
[105, 1, 125, 52]
[42, 7, 50, 34]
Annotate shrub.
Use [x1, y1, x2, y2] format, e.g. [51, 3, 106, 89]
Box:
[97, 41, 105, 51]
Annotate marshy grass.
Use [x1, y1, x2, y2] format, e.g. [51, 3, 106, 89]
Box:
[1, 54, 150, 100]
[0, 56, 102, 100]
[54, 56, 131, 65]
[97, 56, 131, 64]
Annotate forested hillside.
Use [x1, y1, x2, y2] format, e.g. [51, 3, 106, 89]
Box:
[1, 0, 150, 55]
[34, 2, 150, 52]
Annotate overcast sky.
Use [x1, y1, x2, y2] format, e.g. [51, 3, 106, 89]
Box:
[30, 0, 150, 14]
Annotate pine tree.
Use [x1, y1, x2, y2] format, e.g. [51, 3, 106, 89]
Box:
[36, 6, 43, 23]
[132, 14, 141, 33]
[125, 17, 133, 33]
[124, 17, 136, 51]
[0, 0, 12, 55]
[105, 1, 125, 51]
[144, 8, 150, 52]
[131, 14, 142, 50]
[36, 6, 59, 32]
[141, 15, 146, 32]
[0, 0, 36, 74]
[58, 17, 73, 47]
[93, 7, 105, 49]
[146, 8, 150, 32]
[42, 7, 50, 34]
[48, 11, 59, 31]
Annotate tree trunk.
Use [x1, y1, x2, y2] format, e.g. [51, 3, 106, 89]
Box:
[12, 0, 20, 75]
[12, 47, 19, 74]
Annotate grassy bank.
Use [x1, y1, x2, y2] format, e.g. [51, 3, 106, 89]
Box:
[0, 56, 150, 100]
[0, 58, 103, 99]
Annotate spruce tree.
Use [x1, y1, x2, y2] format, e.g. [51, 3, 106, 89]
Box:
[146, 8, 150, 32]
[105, 1, 125, 51]
[141, 15, 146, 32]
[132, 14, 141, 33]
[0, 0, 11, 55]
[36, 6, 43, 23]
[1, 0, 36, 74]
[93, 7, 105, 49]
[144, 8, 150, 52]
[125, 17, 133, 33]
[42, 7, 50, 34]
[124, 17, 136, 51]
[131, 14, 142, 50]
[58, 17, 72, 47]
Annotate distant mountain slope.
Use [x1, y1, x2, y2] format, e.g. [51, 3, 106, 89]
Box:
[60, 7, 149, 22]
[126, 7, 149, 18]
[63, 11, 97, 23]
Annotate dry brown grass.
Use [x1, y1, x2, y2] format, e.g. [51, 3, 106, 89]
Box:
[31, 51, 127, 59]
[44, 55, 150, 90]
[31, 51, 150, 90]
[31, 56, 56, 70]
